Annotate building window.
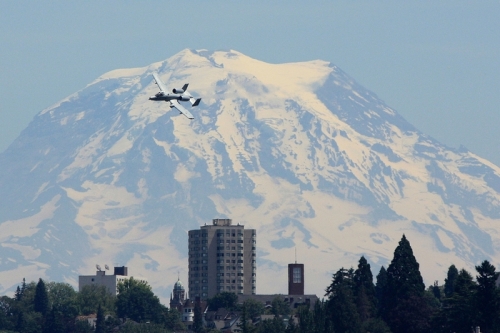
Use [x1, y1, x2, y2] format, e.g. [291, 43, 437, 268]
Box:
[293, 267, 302, 283]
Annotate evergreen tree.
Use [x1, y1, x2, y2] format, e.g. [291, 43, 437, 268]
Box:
[475, 260, 500, 333]
[438, 268, 477, 333]
[297, 305, 314, 333]
[237, 301, 256, 333]
[95, 304, 105, 333]
[384, 235, 428, 333]
[14, 286, 22, 302]
[21, 278, 26, 294]
[312, 299, 328, 333]
[325, 268, 361, 333]
[15, 311, 25, 333]
[444, 264, 459, 298]
[34, 278, 49, 316]
[285, 315, 298, 333]
[192, 300, 204, 333]
[375, 266, 388, 315]
[431, 281, 441, 301]
[353, 256, 377, 322]
[43, 307, 64, 333]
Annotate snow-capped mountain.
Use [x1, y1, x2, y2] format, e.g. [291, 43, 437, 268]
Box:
[1, 49, 500, 301]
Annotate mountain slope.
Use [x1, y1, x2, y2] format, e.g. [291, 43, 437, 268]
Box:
[1, 49, 499, 300]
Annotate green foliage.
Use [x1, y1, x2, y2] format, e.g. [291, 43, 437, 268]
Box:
[388, 294, 433, 333]
[18, 310, 43, 333]
[46, 282, 79, 318]
[285, 316, 298, 333]
[0, 296, 15, 331]
[95, 305, 105, 333]
[116, 278, 165, 324]
[361, 317, 391, 333]
[163, 307, 185, 332]
[256, 316, 286, 333]
[117, 321, 170, 333]
[375, 266, 388, 315]
[325, 268, 362, 333]
[207, 291, 238, 311]
[42, 308, 64, 333]
[386, 235, 425, 301]
[384, 235, 429, 333]
[77, 284, 115, 316]
[73, 319, 94, 333]
[34, 279, 49, 316]
[353, 256, 377, 322]
[297, 305, 314, 333]
[271, 297, 291, 316]
[475, 260, 500, 332]
[312, 299, 329, 333]
[444, 264, 459, 298]
[16, 281, 37, 313]
[242, 298, 265, 320]
[192, 301, 204, 333]
[436, 268, 477, 333]
[237, 302, 256, 333]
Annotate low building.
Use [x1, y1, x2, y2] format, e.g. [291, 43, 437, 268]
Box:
[78, 266, 147, 296]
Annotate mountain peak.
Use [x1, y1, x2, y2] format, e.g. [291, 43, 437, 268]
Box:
[1, 49, 500, 301]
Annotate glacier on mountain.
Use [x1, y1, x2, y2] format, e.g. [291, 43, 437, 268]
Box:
[1, 49, 500, 301]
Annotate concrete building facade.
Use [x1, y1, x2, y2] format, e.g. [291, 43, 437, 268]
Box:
[188, 218, 256, 300]
[78, 266, 146, 296]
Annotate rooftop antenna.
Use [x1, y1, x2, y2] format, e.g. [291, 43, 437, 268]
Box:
[295, 247, 297, 264]
[105, 264, 109, 270]
[96, 264, 102, 271]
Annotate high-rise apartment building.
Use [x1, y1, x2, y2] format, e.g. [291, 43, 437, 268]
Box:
[188, 218, 256, 300]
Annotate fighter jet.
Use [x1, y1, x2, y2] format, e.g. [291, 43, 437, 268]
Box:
[149, 72, 201, 120]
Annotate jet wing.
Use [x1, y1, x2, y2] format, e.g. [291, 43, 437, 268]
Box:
[152, 73, 169, 93]
[170, 100, 194, 120]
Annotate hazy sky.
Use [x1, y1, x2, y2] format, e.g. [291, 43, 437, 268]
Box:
[1, 1, 499, 165]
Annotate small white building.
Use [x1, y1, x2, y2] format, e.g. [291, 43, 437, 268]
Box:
[78, 266, 147, 296]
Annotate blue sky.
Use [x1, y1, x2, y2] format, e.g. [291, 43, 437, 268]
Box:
[1, 1, 500, 165]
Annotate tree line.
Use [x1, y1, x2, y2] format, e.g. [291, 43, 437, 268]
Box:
[231, 235, 500, 333]
[0, 277, 184, 333]
[2, 234, 500, 333]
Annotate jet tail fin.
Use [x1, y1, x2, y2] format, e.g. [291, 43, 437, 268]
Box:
[190, 98, 201, 107]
